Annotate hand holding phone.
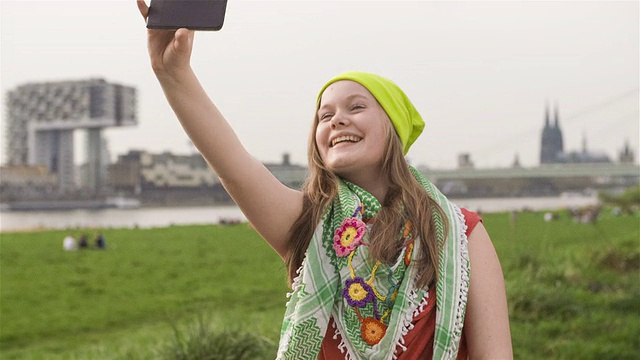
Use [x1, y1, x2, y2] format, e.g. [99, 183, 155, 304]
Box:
[147, 0, 228, 31]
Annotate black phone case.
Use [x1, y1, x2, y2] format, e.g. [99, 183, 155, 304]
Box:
[147, 0, 228, 31]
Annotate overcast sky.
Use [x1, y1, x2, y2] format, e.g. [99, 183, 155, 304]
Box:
[1, 0, 638, 169]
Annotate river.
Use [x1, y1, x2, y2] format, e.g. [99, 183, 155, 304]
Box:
[0, 195, 599, 232]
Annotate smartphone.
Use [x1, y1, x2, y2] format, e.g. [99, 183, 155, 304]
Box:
[147, 0, 228, 31]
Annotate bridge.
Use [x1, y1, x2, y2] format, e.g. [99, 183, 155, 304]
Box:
[420, 163, 639, 181]
[418, 163, 639, 197]
[268, 163, 639, 197]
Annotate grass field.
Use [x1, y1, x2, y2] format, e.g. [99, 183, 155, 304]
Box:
[1, 209, 638, 359]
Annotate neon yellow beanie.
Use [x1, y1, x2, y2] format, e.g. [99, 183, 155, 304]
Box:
[317, 71, 425, 155]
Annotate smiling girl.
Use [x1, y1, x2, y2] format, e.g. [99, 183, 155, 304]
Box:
[136, 2, 512, 359]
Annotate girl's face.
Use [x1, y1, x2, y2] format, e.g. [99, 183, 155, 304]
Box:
[315, 80, 391, 182]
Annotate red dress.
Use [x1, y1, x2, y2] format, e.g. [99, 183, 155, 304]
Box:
[318, 209, 482, 360]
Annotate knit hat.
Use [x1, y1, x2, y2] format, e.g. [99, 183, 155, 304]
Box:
[317, 71, 425, 154]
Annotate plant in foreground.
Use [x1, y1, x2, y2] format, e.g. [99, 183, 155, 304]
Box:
[156, 314, 276, 360]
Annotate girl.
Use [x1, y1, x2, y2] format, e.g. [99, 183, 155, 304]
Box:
[136, 2, 512, 359]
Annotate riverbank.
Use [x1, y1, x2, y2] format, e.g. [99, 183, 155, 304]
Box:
[0, 195, 600, 233]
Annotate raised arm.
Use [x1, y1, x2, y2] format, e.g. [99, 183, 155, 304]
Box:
[136, 1, 302, 258]
[464, 223, 513, 359]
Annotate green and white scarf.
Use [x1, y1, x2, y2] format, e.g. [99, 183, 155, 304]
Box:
[277, 167, 470, 360]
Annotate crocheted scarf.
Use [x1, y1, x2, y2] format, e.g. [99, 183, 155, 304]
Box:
[277, 167, 470, 360]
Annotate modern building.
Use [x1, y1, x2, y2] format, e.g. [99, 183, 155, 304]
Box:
[457, 153, 475, 169]
[108, 150, 226, 204]
[264, 153, 307, 189]
[5, 79, 137, 193]
[107, 150, 307, 205]
[0, 165, 57, 201]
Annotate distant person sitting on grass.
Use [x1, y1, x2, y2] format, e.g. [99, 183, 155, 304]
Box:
[94, 233, 106, 249]
[78, 234, 89, 249]
[63, 234, 77, 251]
[136, 2, 513, 358]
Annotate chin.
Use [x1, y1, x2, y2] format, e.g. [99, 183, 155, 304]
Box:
[324, 156, 354, 173]
[328, 163, 365, 182]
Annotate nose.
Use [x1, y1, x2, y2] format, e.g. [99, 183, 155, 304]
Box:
[330, 111, 349, 129]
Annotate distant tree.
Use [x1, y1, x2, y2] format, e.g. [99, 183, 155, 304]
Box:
[599, 184, 640, 214]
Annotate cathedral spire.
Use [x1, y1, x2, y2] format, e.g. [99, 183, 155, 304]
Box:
[544, 102, 550, 127]
[554, 102, 560, 128]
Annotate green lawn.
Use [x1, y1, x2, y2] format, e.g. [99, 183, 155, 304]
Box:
[488, 210, 640, 359]
[1, 209, 638, 359]
[1, 224, 288, 359]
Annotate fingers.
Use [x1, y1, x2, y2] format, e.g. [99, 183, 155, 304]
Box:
[136, 0, 149, 20]
[174, 28, 195, 53]
[176, 28, 195, 42]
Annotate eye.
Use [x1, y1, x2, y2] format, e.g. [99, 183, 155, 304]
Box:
[350, 104, 365, 111]
[319, 113, 333, 122]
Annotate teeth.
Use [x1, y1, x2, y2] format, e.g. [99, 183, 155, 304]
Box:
[331, 135, 361, 147]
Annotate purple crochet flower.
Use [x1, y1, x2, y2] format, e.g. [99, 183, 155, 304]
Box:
[343, 277, 375, 308]
[333, 217, 366, 257]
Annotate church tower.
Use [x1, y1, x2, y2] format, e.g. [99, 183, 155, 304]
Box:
[619, 140, 635, 163]
[540, 103, 564, 164]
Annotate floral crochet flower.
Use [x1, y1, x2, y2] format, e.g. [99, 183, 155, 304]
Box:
[333, 217, 366, 257]
[343, 277, 375, 307]
[360, 317, 387, 345]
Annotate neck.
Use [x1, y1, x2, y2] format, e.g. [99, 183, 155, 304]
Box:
[343, 172, 389, 204]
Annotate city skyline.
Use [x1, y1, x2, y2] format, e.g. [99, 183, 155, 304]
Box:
[2, 1, 638, 169]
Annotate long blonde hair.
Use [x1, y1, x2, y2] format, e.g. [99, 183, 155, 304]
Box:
[285, 111, 448, 290]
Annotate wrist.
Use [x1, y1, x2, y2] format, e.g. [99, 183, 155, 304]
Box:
[154, 66, 194, 85]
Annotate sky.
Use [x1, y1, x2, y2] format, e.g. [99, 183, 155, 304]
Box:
[1, 0, 638, 169]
